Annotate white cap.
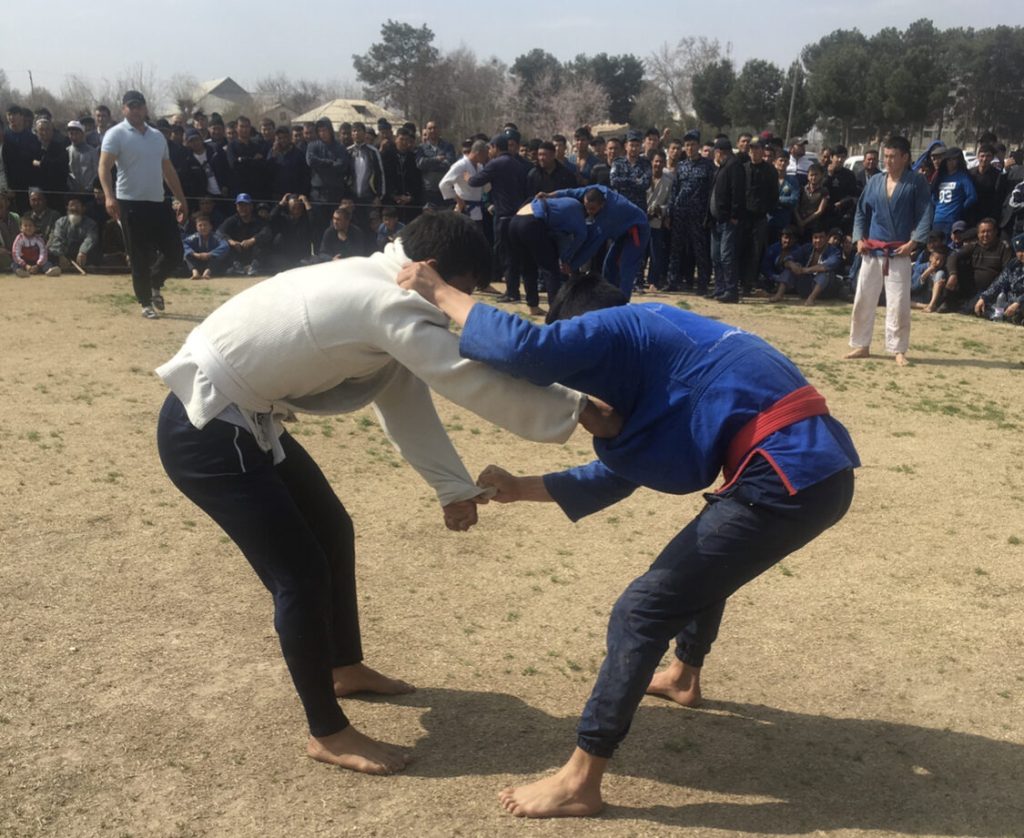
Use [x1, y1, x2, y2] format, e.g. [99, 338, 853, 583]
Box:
[67, 120, 85, 131]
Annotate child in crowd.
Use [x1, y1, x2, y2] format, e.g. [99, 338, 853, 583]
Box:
[794, 163, 830, 240]
[183, 214, 230, 279]
[376, 206, 405, 251]
[11, 217, 60, 277]
[758, 225, 799, 295]
[913, 233, 949, 311]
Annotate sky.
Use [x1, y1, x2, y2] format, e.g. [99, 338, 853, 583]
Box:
[3, 0, 1021, 102]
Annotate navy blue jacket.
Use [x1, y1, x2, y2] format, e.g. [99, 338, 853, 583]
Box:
[468, 152, 528, 217]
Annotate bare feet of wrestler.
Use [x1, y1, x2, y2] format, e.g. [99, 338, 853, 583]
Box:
[499, 748, 606, 818]
[646, 659, 703, 707]
[333, 663, 415, 698]
[844, 347, 870, 360]
[895, 352, 910, 367]
[307, 726, 411, 774]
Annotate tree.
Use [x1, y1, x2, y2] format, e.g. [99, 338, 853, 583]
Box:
[167, 73, 199, 119]
[418, 47, 509, 139]
[802, 29, 870, 143]
[353, 20, 440, 122]
[505, 69, 608, 139]
[645, 37, 722, 121]
[692, 58, 735, 132]
[726, 59, 784, 131]
[629, 81, 673, 131]
[775, 63, 815, 140]
[569, 53, 645, 124]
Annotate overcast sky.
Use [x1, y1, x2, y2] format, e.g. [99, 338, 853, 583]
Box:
[4, 1, 1020, 99]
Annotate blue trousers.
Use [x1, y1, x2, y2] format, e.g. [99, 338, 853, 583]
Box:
[157, 393, 360, 737]
[603, 225, 650, 301]
[711, 220, 739, 296]
[576, 460, 855, 758]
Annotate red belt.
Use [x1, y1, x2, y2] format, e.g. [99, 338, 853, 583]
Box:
[720, 385, 830, 489]
[861, 239, 909, 277]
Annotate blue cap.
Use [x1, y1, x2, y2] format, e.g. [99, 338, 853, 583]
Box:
[1013, 233, 1024, 252]
[683, 129, 700, 142]
[490, 134, 510, 152]
[235, 193, 253, 204]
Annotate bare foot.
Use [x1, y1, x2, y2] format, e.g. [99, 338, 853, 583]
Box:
[333, 662, 415, 697]
[922, 305, 935, 314]
[307, 725, 411, 774]
[646, 659, 703, 707]
[844, 347, 870, 360]
[498, 749, 606, 818]
[895, 352, 910, 367]
[191, 270, 201, 280]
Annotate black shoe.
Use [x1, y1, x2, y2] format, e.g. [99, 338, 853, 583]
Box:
[717, 294, 740, 304]
[496, 294, 521, 303]
[151, 290, 165, 311]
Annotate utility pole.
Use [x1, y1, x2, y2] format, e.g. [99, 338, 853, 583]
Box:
[27, 70, 35, 98]
[785, 61, 800, 142]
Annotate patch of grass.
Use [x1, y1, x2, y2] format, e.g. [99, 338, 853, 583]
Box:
[79, 342, 98, 349]
[778, 564, 794, 577]
[889, 464, 916, 475]
[675, 300, 692, 310]
[1009, 535, 1021, 546]
[891, 430, 916, 438]
[522, 666, 539, 676]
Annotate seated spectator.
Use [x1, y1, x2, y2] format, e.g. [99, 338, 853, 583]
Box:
[84, 179, 127, 263]
[911, 235, 949, 312]
[219, 193, 270, 276]
[48, 196, 99, 272]
[317, 205, 370, 261]
[0, 192, 20, 272]
[375, 206, 404, 251]
[183, 196, 227, 235]
[66, 121, 99, 197]
[827, 227, 855, 286]
[25, 188, 60, 241]
[768, 228, 843, 305]
[1006, 177, 1024, 238]
[971, 233, 1024, 323]
[268, 193, 314, 270]
[11, 216, 59, 276]
[942, 218, 1014, 312]
[527, 140, 577, 194]
[949, 219, 969, 252]
[183, 213, 230, 279]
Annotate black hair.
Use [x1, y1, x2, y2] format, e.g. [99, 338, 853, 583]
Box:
[583, 187, 606, 204]
[94, 104, 111, 116]
[780, 225, 799, 238]
[977, 143, 996, 156]
[397, 212, 491, 285]
[884, 135, 911, 157]
[537, 140, 554, 152]
[552, 134, 567, 144]
[545, 273, 627, 324]
[645, 127, 661, 138]
[651, 149, 666, 161]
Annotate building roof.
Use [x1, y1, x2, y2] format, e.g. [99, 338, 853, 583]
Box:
[291, 99, 402, 127]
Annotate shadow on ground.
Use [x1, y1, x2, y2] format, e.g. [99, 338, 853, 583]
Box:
[391, 688, 1022, 835]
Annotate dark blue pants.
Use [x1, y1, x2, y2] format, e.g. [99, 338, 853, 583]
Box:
[576, 461, 855, 758]
[667, 212, 711, 291]
[157, 393, 360, 737]
[711, 220, 739, 297]
[603, 225, 650, 301]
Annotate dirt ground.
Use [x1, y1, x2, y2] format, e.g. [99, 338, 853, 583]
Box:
[1, 271, 1022, 838]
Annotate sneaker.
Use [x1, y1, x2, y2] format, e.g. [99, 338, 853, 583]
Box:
[141, 305, 160, 320]
[15, 268, 30, 277]
[245, 263, 257, 276]
[151, 290, 165, 311]
[496, 294, 522, 303]
[226, 261, 244, 276]
[45, 266, 62, 277]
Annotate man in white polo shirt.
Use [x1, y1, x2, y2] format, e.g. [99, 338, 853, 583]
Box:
[99, 90, 188, 319]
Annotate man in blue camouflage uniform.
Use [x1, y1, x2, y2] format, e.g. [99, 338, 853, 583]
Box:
[666, 130, 715, 293]
[610, 130, 653, 210]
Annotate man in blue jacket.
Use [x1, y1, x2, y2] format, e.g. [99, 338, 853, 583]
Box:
[768, 228, 845, 305]
[396, 267, 859, 819]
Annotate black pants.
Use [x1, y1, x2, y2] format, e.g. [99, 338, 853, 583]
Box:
[667, 212, 712, 291]
[494, 215, 522, 297]
[118, 200, 183, 306]
[508, 215, 562, 307]
[157, 393, 361, 737]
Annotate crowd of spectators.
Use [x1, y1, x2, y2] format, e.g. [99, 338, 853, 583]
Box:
[2, 99, 1022, 324]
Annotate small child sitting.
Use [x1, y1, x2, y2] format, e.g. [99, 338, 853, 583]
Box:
[376, 206, 405, 252]
[12, 217, 61, 277]
[183, 213, 230, 279]
[913, 238, 949, 313]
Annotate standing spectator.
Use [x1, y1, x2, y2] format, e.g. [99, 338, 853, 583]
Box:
[267, 126, 310, 203]
[738, 137, 778, 293]
[318, 205, 370, 260]
[381, 126, 423, 224]
[768, 149, 800, 241]
[854, 149, 881, 191]
[469, 133, 529, 303]
[164, 122, 191, 176]
[931, 148, 977, 234]
[348, 122, 385, 232]
[207, 115, 228, 151]
[666, 130, 715, 293]
[794, 163, 830, 239]
[643, 128, 662, 159]
[823, 145, 859, 235]
[416, 120, 456, 208]
[527, 141, 577, 194]
[290, 124, 306, 154]
[89, 105, 113, 149]
[567, 128, 599, 185]
[610, 130, 653, 211]
[259, 118, 276, 146]
[0, 191, 20, 272]
[11, 216, 60, 276]
[4, 106, 41, 209]
[219, 193, 269, 275]
[183, 213, 230, 279]
[969, 144, 1007, 226]
[439, 139, 489, 235]
[306, 118, 353, 240]
[179, 128, 231, 210]
[708, 137, 745, 302]
[99, 90, 187, 319]
[47, 196, 99, 271]
[226, 116, 269, 200]
[785, 137, 812, 185]
[25, 188, 61, 241]
[81, 115, 100, 150]
[66, 121, 99, 197]
[552, 134, 575, 175]
[645, 149, 673, 290]
[846, 136, 932, 366]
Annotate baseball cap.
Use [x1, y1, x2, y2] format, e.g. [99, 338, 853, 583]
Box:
[682, 129, 700, 142]
[185, 128, 201, 140]
[490, 134, 510, 152]
[1013, 233, 1024, 252]
[235, 193, 253, 204]
[951, 221, 968, 233]
[67, 120, 84, 131]
[122, 90, 146, 107]
[787, 137, 808, 146]
[713, 138, 733, 151]
[625, 129, 643, 143]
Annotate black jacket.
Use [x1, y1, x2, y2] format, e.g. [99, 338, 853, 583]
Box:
[743, 159, 778, 218]
[710, 154, 745, 223]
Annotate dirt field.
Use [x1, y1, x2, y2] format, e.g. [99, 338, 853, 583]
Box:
[2, 271, 1022, 838]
